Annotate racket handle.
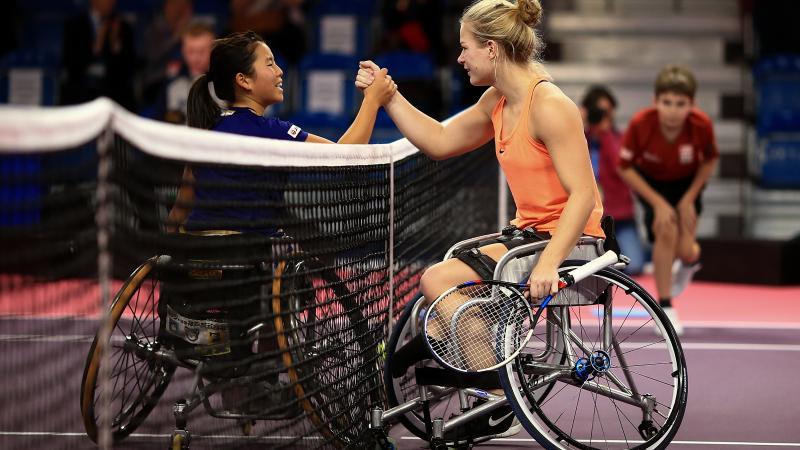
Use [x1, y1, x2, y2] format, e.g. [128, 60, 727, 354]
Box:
[560, 250, 619, 287]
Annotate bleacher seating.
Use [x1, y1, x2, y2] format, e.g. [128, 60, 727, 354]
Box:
[289, 53, 360, 140]
[0, 50, 58, 105]
[307, 0, 376, 57]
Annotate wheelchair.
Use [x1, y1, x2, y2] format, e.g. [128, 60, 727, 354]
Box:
[80, 232, 382, 449]
[374, 225, 688, 449]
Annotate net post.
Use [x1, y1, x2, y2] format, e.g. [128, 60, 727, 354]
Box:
[387, 151, 395, 337]
[95, 125, 114, 450]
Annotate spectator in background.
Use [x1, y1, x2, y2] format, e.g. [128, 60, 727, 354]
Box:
[378, 0, 445, 63]
[580, 85, 645, 275]
[141, 0, 195, 105]
[157, 22, 216, 124]
[618, 65, 719, 335]
[228, 0, 306, 64]
[60, 0, 137, 110]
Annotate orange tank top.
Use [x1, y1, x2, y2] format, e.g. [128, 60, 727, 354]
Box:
[492, 79, 605, 237]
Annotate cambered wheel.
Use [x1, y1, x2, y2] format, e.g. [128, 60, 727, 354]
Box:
[501, 263, 688, 449]
[273, 258, 380, 448]
[80, 256, 175, 443]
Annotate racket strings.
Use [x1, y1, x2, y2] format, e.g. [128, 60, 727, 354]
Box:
[425, 283, 533, 372]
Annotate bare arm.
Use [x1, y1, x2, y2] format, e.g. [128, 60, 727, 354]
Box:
[166, 166, 194, 233]
[306, 68, 396, 145]
[357, 61, 495, 159]
[528, 89, 600, 298]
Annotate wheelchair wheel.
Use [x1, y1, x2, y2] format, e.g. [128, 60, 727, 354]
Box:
[385, 293, 563, 441]
[500, 263, 688, 449]
[80, 256, 175, 443]
[384, 294, 458, 441]
[273, 258, 380, 448]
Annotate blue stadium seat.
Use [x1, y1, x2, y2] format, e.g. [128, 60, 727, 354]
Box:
[289, 53, 360, 139]
[373, 50, 441, 127]
[758, 134, 800, 188]
[307, 0, 377, 56]
[0, 155, 43, 226]
[755, 54, 800, 134]
[373, 51, 435, 81]
[192, 0, 230, 36]
[0, 50, 58, 105]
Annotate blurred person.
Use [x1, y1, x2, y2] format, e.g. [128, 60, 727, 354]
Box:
[60, 0, 137, 109]
[228, 0, 306, 64]
[167, 31, 396, 235]
[141, 0, 195, 104]
[581, 85, 645, 275]
[155, 22, 216, 124]
[618, 65, 719, 335]
[378, 0, 445, 62]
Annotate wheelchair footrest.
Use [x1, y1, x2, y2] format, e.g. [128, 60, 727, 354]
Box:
[414, 366, 502, 390]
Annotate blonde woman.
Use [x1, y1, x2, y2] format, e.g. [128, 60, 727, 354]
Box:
[358, 0, 606, 440]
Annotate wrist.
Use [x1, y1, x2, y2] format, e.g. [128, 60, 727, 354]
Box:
[361, 96, 380, 110]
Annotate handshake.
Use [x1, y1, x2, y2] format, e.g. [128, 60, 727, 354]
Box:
[354, 60, 398, 106]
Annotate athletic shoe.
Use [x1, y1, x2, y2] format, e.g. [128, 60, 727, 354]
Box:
[447, 401, 522, 444]
[660, 306, 684, 337]
[671, 260, 701, 297]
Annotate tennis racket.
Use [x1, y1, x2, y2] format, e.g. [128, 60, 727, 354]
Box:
[423, 250, 619, 373]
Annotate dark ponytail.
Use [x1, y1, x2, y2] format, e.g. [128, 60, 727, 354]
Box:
[187, 74, 221, 129]
[186, 31, 265, 129]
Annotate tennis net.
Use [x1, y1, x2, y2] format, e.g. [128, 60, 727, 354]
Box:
[0, 98, 498, 449]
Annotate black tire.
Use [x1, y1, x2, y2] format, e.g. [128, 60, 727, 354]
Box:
[500, 263, 688, 449]
[273, 257, 380, 448]
[80, 256, 175, 443]
[384, 294, 456, 441]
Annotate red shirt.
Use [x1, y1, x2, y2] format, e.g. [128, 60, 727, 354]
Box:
[594, 129, 635, 220]
[619, 107, 718, 181]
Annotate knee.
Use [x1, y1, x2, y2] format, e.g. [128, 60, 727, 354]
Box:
[420, 263, 448, 296]
[653, 223, 678, 244]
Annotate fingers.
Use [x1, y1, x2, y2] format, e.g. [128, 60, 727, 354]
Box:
[527, 276, 557, 299]
[360, 60, 381, 71]
[354, 68, 373, 89]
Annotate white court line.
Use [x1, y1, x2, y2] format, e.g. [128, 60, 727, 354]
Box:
[683, 321, 800, 330]
[3, 316, 800, 330]
[2, 334, 799, 352]
[0, 431, 320, 441]
[400, 436, 800, 446]
[4, 432, 798, 447]
[678, 342, 800, 352]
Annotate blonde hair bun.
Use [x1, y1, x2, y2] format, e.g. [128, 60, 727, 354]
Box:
[517, 0, 543, 28]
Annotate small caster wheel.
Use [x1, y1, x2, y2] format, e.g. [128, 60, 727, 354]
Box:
[171, 430, 190, 450]
[240, 419, 255, 436]
[373, 435, 397, 450]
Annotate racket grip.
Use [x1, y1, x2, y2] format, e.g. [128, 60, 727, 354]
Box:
[561, 250, 619, 287]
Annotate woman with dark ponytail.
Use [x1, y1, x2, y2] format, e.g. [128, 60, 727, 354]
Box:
[168, 31, 396, 233]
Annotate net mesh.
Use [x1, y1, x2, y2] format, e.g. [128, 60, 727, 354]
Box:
[0, 100, 498, 449]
